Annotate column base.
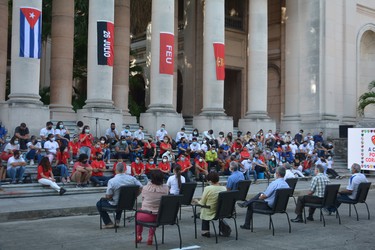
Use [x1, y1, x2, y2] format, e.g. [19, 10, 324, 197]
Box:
[7, 93, 43, 105]
[84, 99, 114, 109]
[146, 104, 176, 113]
[280, 115, 301, 134]
[4, 103, 50, 136]
[140, 112, 184, 139]
[193, 114, 233, 134]
[77, 108, 123, 138]
[200, 108, 226, 116]
[238, 117, 276, 135]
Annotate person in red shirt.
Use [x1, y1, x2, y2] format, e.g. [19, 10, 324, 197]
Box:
[71, 153, 92, 188]
[194, 156, 208, 182]
[159, 136, 172, 157]
[99, 136, 111, 164]
[177, 154, 192, 182]
[145, 157, 157, 178]
[158, 155, 171, 181]
[239, 147, 251, 162]
[143, 137, 157, 162]
[131, 156, 148, 184]
[68, 136, 80, 164]
[79, 125, 93, 158]
[231, 138, 243, 154]
[91, 141, 103, 161]
[37, 156, 66, 195]
[90, 153, 110, 186]
[55, 145, 71, 183]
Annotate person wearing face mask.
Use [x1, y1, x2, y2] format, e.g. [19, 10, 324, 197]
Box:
[39, 121, 54, 147]
[71, 153, 92, 188]
[252, 153, 268, 179]
[55, 145, 71, 183]
[189, 128, 200, 142]
[293, 129, 304, 145]
[79, 125, 93, 158]
[159, 135, 172, 157]
[25, 135, 42, 165]
[189, 137, 202, 159]
[91, 141, 103, 161]
[175, 127, 187, 143]
[121, 125, 133, 144]
[217, 131, 226, 146]
[90, 153, 110, 186]
[129, 138, 143, 162]
[158, 156, 171, 180]
[155, 124, 169, 144]
[44, 133, 60, 163]
[2, 136, 20, 161]
[133, 126, 145, 146]
[55, 121, 70, 147]
[98, 136, 111, 164]
[267, 155, 277, 175]
[131, 156, 148, 185]
[143, 137, 157, 163]
[200, 139, 209, 153]
[37, 157, 66, 195]
[205, 146, 219, 172]
[6, 150, 26, 184]
[194, 155, 208, 182]
[177, 137, 189, 157]
[240, 155, 256, 181]
[14, 123, 30, 150]
[177, 153, 192, 182]
[145, 157, 157, 179]
[105, 123, 120, 147]
[114, 135, 130, 160]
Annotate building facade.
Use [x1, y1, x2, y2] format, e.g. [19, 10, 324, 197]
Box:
[0, 0, 375, 138]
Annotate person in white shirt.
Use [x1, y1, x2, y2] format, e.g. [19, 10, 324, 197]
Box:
[105, 122, 120, 146]
[240, 157, 256, 181]
[25, 135, 42, 165]
[326, 156, 341, 179]
[155, 124, 170, 143]
[284, 163, 296, 180]
[39, 121, 54, 146]
[189, 138, 202, 158]
[44, 133, 59, 163]
[175, 127, 187, 143]
[289, 140, 299, 155]
[120, 125, 133, 141]
[7, 150, 26, 184]
[55, 121, 70, 147]
[133, 126, 145, 142]
[167, 165, 186, 195]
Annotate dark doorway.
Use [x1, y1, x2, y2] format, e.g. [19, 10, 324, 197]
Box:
[224, 69, 242, 126]
[177, 70, 183, 113]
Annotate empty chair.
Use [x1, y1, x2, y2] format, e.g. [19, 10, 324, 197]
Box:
[179, 182, 197, 220]
[303, 184, 341, 227]
[135, 195, 183, 250]
[285, 178, 298, 205]
[99, 185, 139, 233]
[251, 188, 293, 236]
[338, 182, 371, 221]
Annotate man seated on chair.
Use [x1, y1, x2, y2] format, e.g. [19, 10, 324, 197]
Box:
[96, 162, 142, 228]
[226, 161, 244, 191]
[327, 163, 368, 214]
[238, 166, 289, 229]
[291, 164, 330, 223]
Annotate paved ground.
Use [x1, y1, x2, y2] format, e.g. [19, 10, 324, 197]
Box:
[0, 178, 374, 250]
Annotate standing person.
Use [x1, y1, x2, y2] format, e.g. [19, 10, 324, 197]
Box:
[37, 157, 66, 195]
[44, 133, 59, 163]
[7, 150, 26, 184]
[291, 165, 330, 223]
[79, 125, 94, 157]
[105, 122, 120, 147]
[55, 121, 70, 147]
[25, 135, 43, 165]
[198, 172, 227, 237]
[97, 162, 142, 228]
[14, 123, 30, 150]
[71, 154, 93, 188]
[90, 153, 110, 187]
[55, 145, 71, 183]
[226, 161, 245, 191]
[136, 170, 168, 245]
[238, 166, 289, 229]
[167, 165, 186, 195]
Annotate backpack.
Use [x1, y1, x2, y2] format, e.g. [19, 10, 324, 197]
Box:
[219, 219, 232, 237]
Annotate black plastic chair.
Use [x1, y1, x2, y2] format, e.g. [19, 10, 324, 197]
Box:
[251, 188, 293, 236]
[194, 190, 239, 244]
[234, 180, 251, 217]
[99, 185, 140, 233]
[303, 184, 341, 227]
[338, 182, 371, 221]
[285, 178, 298, 205]
[135, 195, 183, 250]
[179, 182, 197, 220]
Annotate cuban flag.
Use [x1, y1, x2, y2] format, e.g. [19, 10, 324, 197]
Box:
[19, 7, 42, 59]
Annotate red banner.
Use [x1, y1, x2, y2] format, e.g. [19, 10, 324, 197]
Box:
[213, 42, 225, 80]
[159, 32, 174, 75]
[97, 21, 114, 66]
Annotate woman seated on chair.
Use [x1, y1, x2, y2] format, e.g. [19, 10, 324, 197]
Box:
[198, 171, 226, 238]
[136, 170, 169, 245]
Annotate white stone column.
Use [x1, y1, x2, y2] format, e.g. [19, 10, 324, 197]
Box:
[201, 0, 225, 114]
[85, 0, 114, 108]
[148, 0, 175, 112]
[8, 0, 43, 104]
[238, 0, 275, 133]
[0, 0, 8, 103]
[193, 0, 233, 134]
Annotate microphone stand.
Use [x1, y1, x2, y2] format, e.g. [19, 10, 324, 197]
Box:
[83, 116, 110, 138]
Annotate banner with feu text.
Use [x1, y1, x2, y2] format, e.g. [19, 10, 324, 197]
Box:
[19, 7, 42, 59]
[348, 128, 375, 171]
[159, 32, 174, 75]
[97, 21, 114, 66]
[213, 42, 225, 80]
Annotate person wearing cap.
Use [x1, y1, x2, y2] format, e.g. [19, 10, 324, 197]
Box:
[175, 127, 187, 143]
[114, 135, 130, 160]
[14, 123, 30, 150]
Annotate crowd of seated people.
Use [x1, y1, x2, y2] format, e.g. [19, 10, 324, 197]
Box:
[0, 120, 341, 190]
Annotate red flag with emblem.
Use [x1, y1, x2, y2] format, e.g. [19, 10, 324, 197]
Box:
[213, 42, 225, 80]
